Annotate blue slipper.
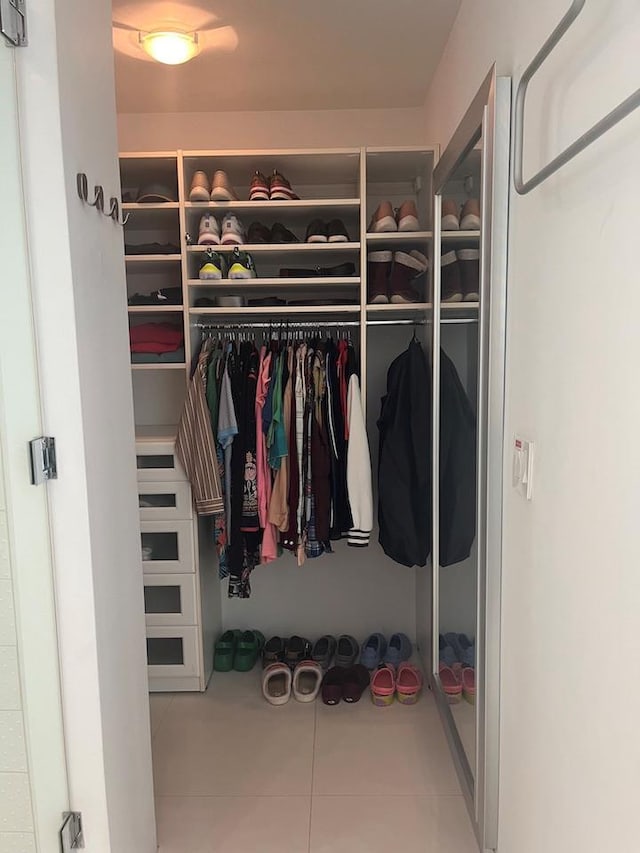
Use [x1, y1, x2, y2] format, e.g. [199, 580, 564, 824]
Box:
[439, 634, 457, 667]
[360, 633, 387, 670]
[444, 632, 475, 667]
[384, 633, 412, 666]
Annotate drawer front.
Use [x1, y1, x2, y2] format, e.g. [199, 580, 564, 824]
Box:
[143, 573, 197, 626]
[138, 481, 193, 521]
[146, 626, 200, 678]
[140, 519, 195, 574]
[136, 440, 187, 483]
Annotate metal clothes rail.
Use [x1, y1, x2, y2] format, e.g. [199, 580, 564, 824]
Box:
[193, 317, 477, 331]
[513, 0, 640, 194]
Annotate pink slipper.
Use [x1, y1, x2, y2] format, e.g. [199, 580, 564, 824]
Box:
[395, 663, 423, 705]
[462, 667, 475, 704]
[370, 664, 396, 707]
[438, 662, 462, 703]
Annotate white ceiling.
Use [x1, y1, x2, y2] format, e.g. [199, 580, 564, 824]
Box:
[112, 0, 461, 114]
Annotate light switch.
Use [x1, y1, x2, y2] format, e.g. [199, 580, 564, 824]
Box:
[513, 436, 534, 500]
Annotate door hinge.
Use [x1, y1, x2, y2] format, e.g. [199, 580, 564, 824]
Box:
[29, 436, 57, 485]
[0, 0, 27, 46]
[60, 811, 84, 851]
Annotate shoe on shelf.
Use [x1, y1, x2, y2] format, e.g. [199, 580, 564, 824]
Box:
[211, 170, 238, 202]
[234, 630, 265, 671]
[249, 170, 270, 201]
[247, 221, 271, 244]
[220, 213, 245, 245]
[441, 199, 460, 230]
[367, 250, 392, 304]
[441, 251, 463, 302]
[292, 660, 323, 702]
[198, 214, 221, 245]
[214, 629, 241, 672]
[383, 632, 412, 666]
[360, 633, 387, 670]
[395, 200, 420, 232]
[460, 198, 481, 230]
[327, 219, 350, 242]
[306, 219, 328, 243]
[389, 251, 427, 304]
[335, 634, 359, 667]
[199, 249, 226, 280]
[215, 295, 247, 307]
[341, 664, 370, 703]
[311, 635, 337, 670]
[462, 667, 476, 704]
[396, 663, 423, 705]
[228, 247, 257, 279]
[321, 666, 346, 705]
[370, 664, 396, 707]
[190, 170, 210, 202]
[284, 636, 312, 670]
[269, 170, 299, 201]
[368, 201, 397, 233]
[262, 636, 286, 667]
[457, 249, 480, 301]
[262, 662, 292, 705]
[439, 662, 463, 703]
[270, 222, 299, 243]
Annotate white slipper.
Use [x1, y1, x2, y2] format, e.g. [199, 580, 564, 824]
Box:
[262, 662, 292, 705]
[292, 661, 323, 703]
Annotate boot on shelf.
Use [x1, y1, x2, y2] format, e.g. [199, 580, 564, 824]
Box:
[441, 251, 463, 302]
[389, 251, 428, 304]
[367, 251, 392, 304]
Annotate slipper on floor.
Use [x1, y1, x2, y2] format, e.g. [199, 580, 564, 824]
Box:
[293, 660, 323, 702]
[311, 635, 336, 670]
[335, 634, 360, 668]
[462, 667, 476, 704]
[285, 636, 312, 670]
[214, 629, 240, 672]
[396, 663, 423, 705]
[370, 664, 396, 707]
[438, 663, 462, 703]
[233, 630, 265, 672]
[383, 632, 412, 666]
[341, 664, 370, 703]
[438, 633, 457, 667]
[360, 633, 387, 670]
[321, 666, 346, 705]
[262, 662, 292, 705]
[262, 636, 285, 667]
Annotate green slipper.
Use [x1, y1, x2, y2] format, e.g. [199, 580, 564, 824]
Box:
[234, 630, 265, 672]
[214, 629, 240, 672]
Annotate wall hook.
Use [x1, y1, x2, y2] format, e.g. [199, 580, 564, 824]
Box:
[107, 196, 130, 226]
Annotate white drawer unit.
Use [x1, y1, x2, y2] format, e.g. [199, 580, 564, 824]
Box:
[146, 625, 200, 679]
[136, 437, 187, 483]
[140, 519, 195, 574]
[143, 573, 197, 626]
[138, 480, 193, 521]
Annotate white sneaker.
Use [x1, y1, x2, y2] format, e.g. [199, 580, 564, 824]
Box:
[198, 214, 220, 245]
[220, 213, 245, 245]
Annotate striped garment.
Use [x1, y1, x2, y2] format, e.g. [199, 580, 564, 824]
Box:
[176, 340, 224, 515]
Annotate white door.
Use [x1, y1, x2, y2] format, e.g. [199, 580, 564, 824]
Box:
[0, 40, 70, 853]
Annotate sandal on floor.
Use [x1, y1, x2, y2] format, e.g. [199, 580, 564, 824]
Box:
[383, 632, 412, 666]
[360, 633, 387, 670]
[262, 636, 285, 668]
[370, 664, 396, 707]
[438, 663, 462, 703]
[285, 635, 312, 670]
[395, 663, 423, 705]
[341, 664, 370, 703]
[262, 662, 292, 705]
[233, 630, 265, 672]
[214, 629, 240, 672]
[293, 660, 323, 702]
[321, 666, 346, 705]
[335, 634, 360, 668]
[311, 635, 336, 670]
[462, 667, 476, 704]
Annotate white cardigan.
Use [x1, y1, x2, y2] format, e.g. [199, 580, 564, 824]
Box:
[346, 374, 373, 546]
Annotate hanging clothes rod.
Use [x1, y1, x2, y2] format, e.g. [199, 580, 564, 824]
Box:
[192, 317, 476, 330]
[513, 0, 640, 194]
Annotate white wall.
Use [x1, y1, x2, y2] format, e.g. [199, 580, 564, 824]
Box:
[118, 106, 429, 151]
[16, 0, 155, 850]
[424, 2, 640, 851]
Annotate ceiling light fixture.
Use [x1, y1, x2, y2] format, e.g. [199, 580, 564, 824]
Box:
[139, 30, 199, 65]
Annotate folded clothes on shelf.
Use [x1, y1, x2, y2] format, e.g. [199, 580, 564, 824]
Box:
[131, 348, 186, 364]
[125, 242, 181, 255]
[129, 322, 184, 355]
[279, 262, 356, 278]
[128, 286, 182, 306]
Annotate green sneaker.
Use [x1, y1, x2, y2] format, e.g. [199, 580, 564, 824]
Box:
[233, 630, 265, 672]
[214, 629, 241, 672]
[199, 249, 226, 280]
[228, 246, 257, 280]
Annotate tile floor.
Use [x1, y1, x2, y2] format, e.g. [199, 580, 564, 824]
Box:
[150, 671, 478, 853]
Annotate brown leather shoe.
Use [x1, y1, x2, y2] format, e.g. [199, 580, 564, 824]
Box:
[395, 200, 420, 232]
[441, 251, 463, 302]
[368, 201, 396, 233]
[441, 199, 460, 230]
[460, 198, 481, 230]
[367, 251, 392, 303]
[189, 170, 210, 202]
[210, 170, 238, 202]
[269, 170, 298, 200]
[249, 170, 269, 201]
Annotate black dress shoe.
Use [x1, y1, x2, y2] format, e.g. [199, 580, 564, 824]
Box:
[270, 222, 299, 243]
[247, 221, 271, 243]
[327, 219, 350, 242]
[305, 219, 328, 243]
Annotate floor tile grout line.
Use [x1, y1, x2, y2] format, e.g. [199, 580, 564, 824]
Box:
[307, 699, 318, 852]
[150, 694, 175, 743]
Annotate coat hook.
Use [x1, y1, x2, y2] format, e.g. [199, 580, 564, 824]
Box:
[87, 184, 104, 212]
[76, 172, 88, 202]
[107, 196, 130, 226]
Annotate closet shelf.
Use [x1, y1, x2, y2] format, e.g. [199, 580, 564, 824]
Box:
[122, 202, 180, 210]
[128, 305, 184, 313]
[184, 199, 360, 212]
[131, 363, 186, 370]
[441, 230, 480, 243]
[187, 277, 360, 289]
[366, 231, 432, 244]
[366, 302, 479, 319]
[186, 242, 360, 254]
[189, 305, 361, 317]
[125, 254, 182, 263]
